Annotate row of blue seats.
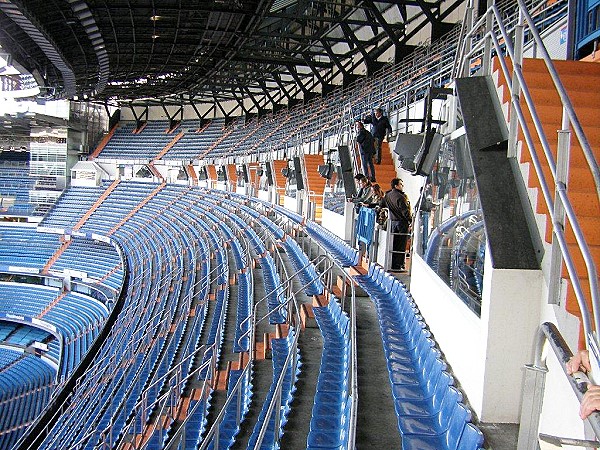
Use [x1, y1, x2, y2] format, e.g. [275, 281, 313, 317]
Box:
[0, 348, 56, 446]
[252, 200, 358, 268]
[0, 225, 58, 268]
[0, 321, 52, 347]
[353, 264, 485, 449]
[279, 236, 324, 296]
[205, 367, 252, 450]
[307, 297, 352, 450]
[247, 329, 300, 450]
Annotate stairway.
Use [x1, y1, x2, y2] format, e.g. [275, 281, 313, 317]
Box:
[494, 57, 600, 345]
[375, 141, 399, 186]
[303, 154, 328, 223]
[226, 164, 238, 190]
[272, 160, 288, 205]
[89, 124, 118, 159]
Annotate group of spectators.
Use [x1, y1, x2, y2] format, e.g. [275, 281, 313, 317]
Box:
[355, 107, 392, 183]
[349, 174, 411, 271]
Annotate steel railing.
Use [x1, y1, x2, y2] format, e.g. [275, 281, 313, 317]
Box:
[459, 0, 599, 348]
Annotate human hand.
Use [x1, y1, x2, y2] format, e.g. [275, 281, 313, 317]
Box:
[567, 350, 592, 375]
[580, 384, 600, 419]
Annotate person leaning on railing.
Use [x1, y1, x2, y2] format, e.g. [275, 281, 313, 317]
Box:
[567, 350, 600, 419]
[360, 183, 385, 209]
[381, 178, 412, 271]
[348, 174, 372, 213]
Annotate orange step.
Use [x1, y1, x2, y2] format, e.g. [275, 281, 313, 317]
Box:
[495, 56, 600, 346]
[89, 124, 118, 159]
[154, 131, 184, 160]
[73, 179, 121, 231]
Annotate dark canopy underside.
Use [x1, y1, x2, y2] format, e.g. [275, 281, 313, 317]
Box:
[0, 0, 463, 108]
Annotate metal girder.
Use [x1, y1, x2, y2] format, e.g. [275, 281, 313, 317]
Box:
[0, 0, 466, 107]
[361, 0, 404, 47]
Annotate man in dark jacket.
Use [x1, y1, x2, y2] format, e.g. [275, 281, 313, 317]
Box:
[371, 108, 392, 164]
[355, 120, 376, 182]
[382, 178, 412, 270]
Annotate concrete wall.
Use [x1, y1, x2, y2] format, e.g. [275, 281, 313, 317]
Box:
[410, 252, 544, 423]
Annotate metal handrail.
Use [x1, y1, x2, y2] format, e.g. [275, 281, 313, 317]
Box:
[516, 0, 600, 200]
[461, 1, 599, 345]
[237, 253, 333, 345]
[520, 323, 600, 443]
[294, 218, 359, 450]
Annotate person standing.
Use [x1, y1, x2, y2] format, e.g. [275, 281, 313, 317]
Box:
[355, 121, 376, 182]
[381, 178, 412, 271]
[349, 174, 372, 213]
[371, 107, 392, 164]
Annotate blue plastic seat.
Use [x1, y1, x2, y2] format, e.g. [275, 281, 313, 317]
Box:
[401, 403, 471, 450]
[457, 423, 485, 449]
[397, 386, 463, 435]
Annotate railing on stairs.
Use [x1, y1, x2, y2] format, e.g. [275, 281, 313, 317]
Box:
[459, 0, 599, 344]
[520, 323, 600, 448]
[456, 0, 600, 447]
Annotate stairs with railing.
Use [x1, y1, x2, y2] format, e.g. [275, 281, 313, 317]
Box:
[303, 154, 327, 223]
[272, 160, 288, 206]
[376, 141, 398, 185]
[494, 57, 600, 346]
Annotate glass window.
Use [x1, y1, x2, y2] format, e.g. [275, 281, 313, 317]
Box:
[417, 135, 486, 316]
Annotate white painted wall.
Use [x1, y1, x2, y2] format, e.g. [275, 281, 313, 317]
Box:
[410, 255, 487, 415]
[321, 208, 347, 240]
[479, 264, 543, 422]
[410, 252, 544, 423]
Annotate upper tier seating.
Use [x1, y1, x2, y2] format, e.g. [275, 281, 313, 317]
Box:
[0, 165, 34, 215]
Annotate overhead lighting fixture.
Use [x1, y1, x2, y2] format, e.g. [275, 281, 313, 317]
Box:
[152, 34, 160, 39]
[150, 15, 162, 21]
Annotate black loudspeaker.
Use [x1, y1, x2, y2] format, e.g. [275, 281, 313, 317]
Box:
[293, 156, 304, 190]
[342, 172, 357, 199]
[218, 166, 227, 181]
[414, 131, 442, 176]
[393, 133, 425, 172]
[338, 145, 353, 173]
[264, 161, 274, 186]
[239, 164, 249, 182]
[318, 163, 333, 179]
[198, 166, 208, 181]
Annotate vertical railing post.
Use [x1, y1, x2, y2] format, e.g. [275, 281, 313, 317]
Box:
[517, 363, 548, 449]
[460, 0, 474, 78]
[508, 8, 525, 159]
[482, 0, 494, 75]
[548, 114, 571, 305]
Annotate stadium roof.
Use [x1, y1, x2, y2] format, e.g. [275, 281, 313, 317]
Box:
[0, 0, 462, 109]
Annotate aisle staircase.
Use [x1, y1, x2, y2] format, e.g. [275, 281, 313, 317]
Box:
[225, 164, 238, 190]
[376, 141, 399, 185]
[494, 57, 600, 346]
[272, 160, 288, 205]
[303, 154, 328, 223]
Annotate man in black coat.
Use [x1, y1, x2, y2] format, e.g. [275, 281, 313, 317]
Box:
[355, 120, 376, 182]
[371, 108, 392, 164]
[381, 178, 412, 271]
